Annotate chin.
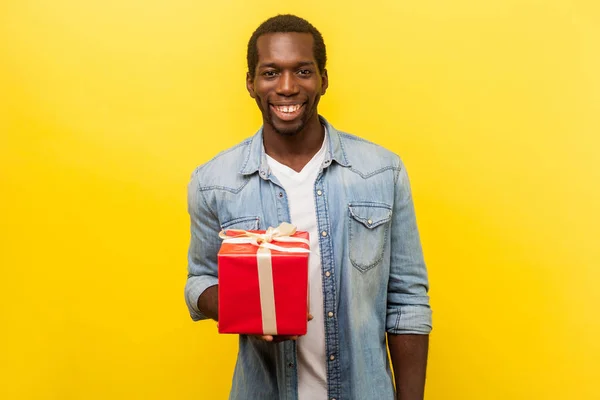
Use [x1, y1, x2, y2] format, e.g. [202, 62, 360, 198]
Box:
[273, 121, 305, 136]
[267, 113, 306, 137]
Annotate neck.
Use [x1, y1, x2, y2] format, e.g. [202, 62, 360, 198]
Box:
[263, 115, 325, 173]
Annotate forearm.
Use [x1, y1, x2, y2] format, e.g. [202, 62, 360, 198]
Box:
[387, 333, 429, 400]
[197, 284, 219, 321]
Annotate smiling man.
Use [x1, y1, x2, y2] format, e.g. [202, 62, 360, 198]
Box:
[185, 14, 432, 400]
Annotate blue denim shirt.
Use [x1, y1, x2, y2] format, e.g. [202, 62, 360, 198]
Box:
[185, 116, 432, 400]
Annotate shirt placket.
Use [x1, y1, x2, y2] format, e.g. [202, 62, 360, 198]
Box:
[314, 158, 341, 400]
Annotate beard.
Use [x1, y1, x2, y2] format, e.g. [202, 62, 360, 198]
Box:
[270, 116, 307, 136]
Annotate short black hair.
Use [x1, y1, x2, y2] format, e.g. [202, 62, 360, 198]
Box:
[247, 14, 327, 77]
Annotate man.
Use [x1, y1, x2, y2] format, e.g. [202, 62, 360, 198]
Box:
[185, 14, 432, 400]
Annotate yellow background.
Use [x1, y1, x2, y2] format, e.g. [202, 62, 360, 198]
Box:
[1, 0, 598, 399]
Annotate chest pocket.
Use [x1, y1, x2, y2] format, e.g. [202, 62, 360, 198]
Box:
[348, 202, 392, 272]
[220, 216, 261, 231]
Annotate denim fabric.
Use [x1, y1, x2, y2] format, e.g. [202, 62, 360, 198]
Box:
[185, 116, 432, 400]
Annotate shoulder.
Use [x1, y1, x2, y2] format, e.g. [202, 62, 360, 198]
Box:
[188, 137, 253, 192]
[336, 130, 404, 177]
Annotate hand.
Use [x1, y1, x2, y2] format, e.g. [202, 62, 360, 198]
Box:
[254, 334, 298, 343]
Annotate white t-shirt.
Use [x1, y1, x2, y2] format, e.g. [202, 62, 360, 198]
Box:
[266, 137, 328, 400]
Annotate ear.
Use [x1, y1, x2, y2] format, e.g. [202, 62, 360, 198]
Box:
[320, 69, 328, 96]
[246, 71, 256, 98]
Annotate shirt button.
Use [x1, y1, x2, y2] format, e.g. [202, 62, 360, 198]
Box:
[367, 219, 373, 225]
[317, 189, 323, 196]
[328, 311, 334, 318]
[329, 355, 335, 361]
[325, 271, 331, 277]
[278, 192, 284, 198]
[321, 231, 328, 237]
[288, 362, 294, 368]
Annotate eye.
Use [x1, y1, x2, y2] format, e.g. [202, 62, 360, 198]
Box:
[298, 69, 312, 76]
[262, 70, 278, 78]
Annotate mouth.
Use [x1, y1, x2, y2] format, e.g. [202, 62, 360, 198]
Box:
[269, 103, 305, 122]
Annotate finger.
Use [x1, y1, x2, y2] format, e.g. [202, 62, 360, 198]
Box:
[261, 335, 274, 342]
[308, 313, 314, 321]
[272, 335, 298, 343]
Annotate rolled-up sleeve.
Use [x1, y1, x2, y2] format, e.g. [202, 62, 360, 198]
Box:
[386, 158, 432, 335]
[184, 169, 221, 321]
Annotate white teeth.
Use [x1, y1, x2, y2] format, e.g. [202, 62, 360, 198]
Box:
[276, 104, 301, 113]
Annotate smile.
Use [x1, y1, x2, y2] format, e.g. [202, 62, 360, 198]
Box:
[270, 103, 305, 121]
[274, 104, 301, 113]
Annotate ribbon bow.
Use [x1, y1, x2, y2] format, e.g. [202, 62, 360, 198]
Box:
[219, 222, 310, 253]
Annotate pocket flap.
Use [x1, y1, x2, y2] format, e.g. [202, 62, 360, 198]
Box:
[348, 203, 392, 229]
[220, 216, 260, 231]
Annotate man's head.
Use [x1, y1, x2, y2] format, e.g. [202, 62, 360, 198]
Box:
[246, 15, 328, 137]
[247, 14, 327, 78]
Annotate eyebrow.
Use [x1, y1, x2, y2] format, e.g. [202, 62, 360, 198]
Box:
[257, 61, 316, 69]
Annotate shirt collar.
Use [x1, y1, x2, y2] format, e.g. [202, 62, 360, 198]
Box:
[239, 115, 351, 176]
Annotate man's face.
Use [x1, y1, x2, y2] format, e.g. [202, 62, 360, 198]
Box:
[247, 32, 328, 136]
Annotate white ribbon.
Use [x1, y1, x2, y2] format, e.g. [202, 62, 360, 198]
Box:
[219, 222, 310, 250]
[219, 222, 310, 335]
[256, 247, 277, 334]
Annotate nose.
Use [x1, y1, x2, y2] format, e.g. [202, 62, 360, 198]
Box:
[275, 71, 298, 96]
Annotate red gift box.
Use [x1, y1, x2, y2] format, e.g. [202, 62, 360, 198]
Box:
[217, 223, 310, 336]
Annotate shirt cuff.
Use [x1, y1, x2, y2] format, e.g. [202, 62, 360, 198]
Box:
[185, 275, 219, 321]
[386, 305, 432, 335]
